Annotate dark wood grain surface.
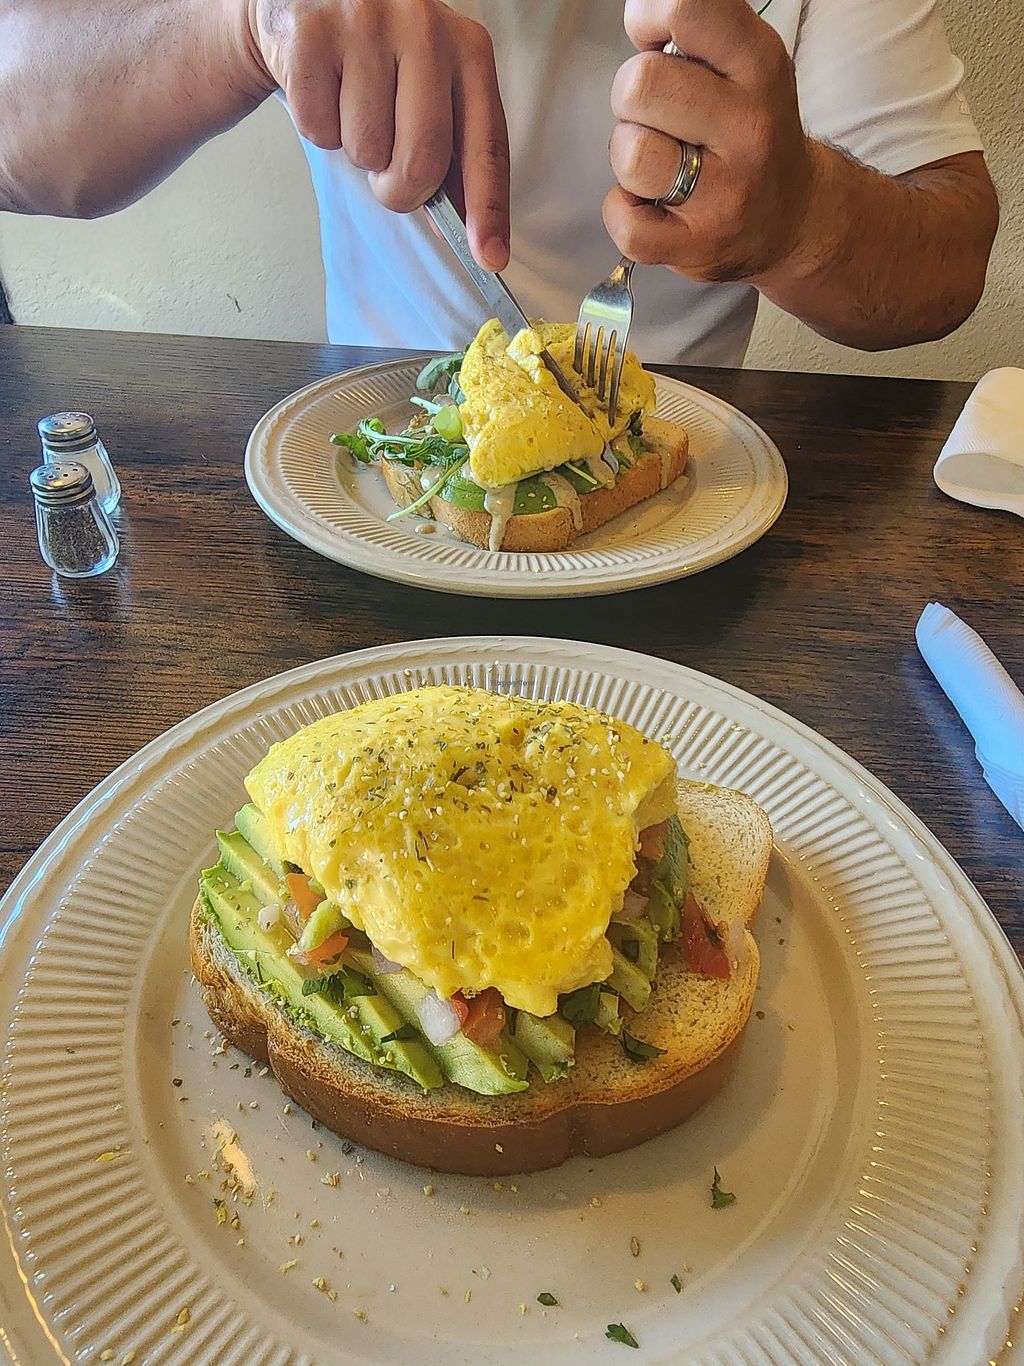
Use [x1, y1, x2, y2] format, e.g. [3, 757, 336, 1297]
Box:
[2, 325, 1021, 957]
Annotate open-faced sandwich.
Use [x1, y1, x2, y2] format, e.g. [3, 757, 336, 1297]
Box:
[331, 321, 689, 553]
[191, 686, 771, 1175]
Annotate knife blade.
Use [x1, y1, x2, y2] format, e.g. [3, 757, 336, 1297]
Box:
[423, 189, 585, 410]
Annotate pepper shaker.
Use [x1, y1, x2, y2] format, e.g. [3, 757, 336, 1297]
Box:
[37, 411, 121, 513]
[30, 461, 119, 577]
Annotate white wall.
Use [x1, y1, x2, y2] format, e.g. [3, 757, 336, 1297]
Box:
[1, 0, 1019, 380]
[0, 99, 327, 343]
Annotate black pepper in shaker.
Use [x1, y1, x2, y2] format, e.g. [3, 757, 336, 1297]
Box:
[30, 461, 119, 577]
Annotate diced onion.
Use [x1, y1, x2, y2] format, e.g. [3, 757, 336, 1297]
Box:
[371, 943, 403, 975]
[718, 915, 750, 974]
[257, 904, 282, 932]
[620, 890, 648, 921]
[415, 989, 461, 1045]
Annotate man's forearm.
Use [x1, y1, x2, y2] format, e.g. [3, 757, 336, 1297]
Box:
[0, 0, 271, 217]
[756, 146, 999, 351]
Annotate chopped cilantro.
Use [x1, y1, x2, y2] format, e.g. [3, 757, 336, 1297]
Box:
[537, 1292, 558, 1307]
[560, 983, 601, 1027]
[606, 1323, 639, 1349]
[380, 1024, 418, 1044]
[620, 1031, 667, 1064]
[711, 1167, 736, 1208]
[670, 1273, 682, 1294]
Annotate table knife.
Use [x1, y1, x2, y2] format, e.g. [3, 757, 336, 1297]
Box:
[422, 189, 585, 409]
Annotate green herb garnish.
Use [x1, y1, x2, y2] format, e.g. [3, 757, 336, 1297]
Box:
[537, 1292, 558, 1306]
[711, 1167, 736, 1208]
[605, 1323, 639, 1349]
[386, 454, 471, 522]
[416, 350, 467, 392]
[380, 1024, 419, 1044]
[621, 1031, 667, 1064]
[670, 1273, 682, 1294]
[560, 982, 602, 1027]
[330, 416, 469, 472]
[301, 975, 335, 997]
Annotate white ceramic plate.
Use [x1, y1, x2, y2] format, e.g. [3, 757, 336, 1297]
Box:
[244, 360, 788, 597]
[2, 638, 1023, 1366]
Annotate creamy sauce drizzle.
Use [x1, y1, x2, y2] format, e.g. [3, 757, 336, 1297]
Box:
[483, 484, 517, 552]
[539, 473, 583, 530]
[583, 448, 617, 489]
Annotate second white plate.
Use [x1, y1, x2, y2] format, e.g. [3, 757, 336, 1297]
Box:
[244, 359, 788, 597]
[2, 638, 1023, 1365]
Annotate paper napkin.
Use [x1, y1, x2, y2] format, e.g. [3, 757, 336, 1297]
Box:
[934, 367, 1024, 516]
[916, 602, 1024, 829]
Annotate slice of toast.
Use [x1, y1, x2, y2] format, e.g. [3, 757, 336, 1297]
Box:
[379, 416, 689, 554]
[190, 782, 770, 1176]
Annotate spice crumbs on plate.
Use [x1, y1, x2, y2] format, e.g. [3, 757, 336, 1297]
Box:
[321, 1171, 340, 1187]
[353, 1309, 368, 1322]
[630, 1236, 640, 1257]
[634, 1279, 646, 1293]
[100, 1352, 115, 1362]
[279, 1259, 298, 1273]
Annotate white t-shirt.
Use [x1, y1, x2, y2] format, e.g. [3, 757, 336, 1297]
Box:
[294, 0, 981, 364]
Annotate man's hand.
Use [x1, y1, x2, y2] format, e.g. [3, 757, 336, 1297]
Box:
[606, 0, 815, 283]
[605, 0, 998, 350]
[248, 0, 510, 269]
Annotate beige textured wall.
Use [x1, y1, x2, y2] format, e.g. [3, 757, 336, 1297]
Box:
[747, 0, 1024, 380]
[1, 0, 1018, 378]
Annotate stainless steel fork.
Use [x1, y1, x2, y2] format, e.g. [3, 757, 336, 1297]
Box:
[573, 258, 636, 425]
[575, 41, 696, 424]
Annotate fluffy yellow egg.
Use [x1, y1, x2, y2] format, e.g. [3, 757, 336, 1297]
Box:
[244, 686, 676, 1017]
[458, 320, 656, 490]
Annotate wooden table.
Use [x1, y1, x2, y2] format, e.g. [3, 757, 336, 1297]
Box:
[2, 325, 1021, 957]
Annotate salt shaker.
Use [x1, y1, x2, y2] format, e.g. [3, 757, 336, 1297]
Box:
[30, 461, 119, 578]
[37, 411, 121, 513]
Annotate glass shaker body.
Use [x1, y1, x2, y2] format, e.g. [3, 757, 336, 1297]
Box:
[37, 412, 121, 513]
[30, 461, 119, 577]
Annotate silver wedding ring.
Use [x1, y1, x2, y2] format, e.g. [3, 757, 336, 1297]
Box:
[658, 42, 701, 207]
[660, 141, 702, 207]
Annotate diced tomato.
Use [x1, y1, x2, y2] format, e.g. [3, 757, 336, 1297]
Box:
[638, 820, 669, 863]
[286, 872, 323, 923]
[449, 994, 470, 1027]
[455, 988, 506, 1048]
[291, 930, 350, 968]
[681, 895, 731, 979]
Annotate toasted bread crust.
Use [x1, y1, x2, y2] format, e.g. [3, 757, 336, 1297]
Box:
[379, 418, 689, 553]
[190, 899, 757, 1176]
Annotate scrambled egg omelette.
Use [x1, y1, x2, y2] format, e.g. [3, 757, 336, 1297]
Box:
[459, 320, 656, 490]
[245, 686, 676, 1016]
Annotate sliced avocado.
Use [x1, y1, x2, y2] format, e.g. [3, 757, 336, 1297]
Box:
[201, 865, 443, 1091]
[216, 829, 284, 907]
[595, 987, 622, 1036]
[294, 899, 350, 954]
[436, 472, 559, 517]
[234, 803, 291, 879]
[348, 948, 529, 1096]
[514, 1011, 575, 1083]
[606, 945, 652, 1013]
[607, 915, 659, 981]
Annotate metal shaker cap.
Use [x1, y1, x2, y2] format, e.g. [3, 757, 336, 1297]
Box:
[37, 412, 98, 452]
[29, 461, 95, 506]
